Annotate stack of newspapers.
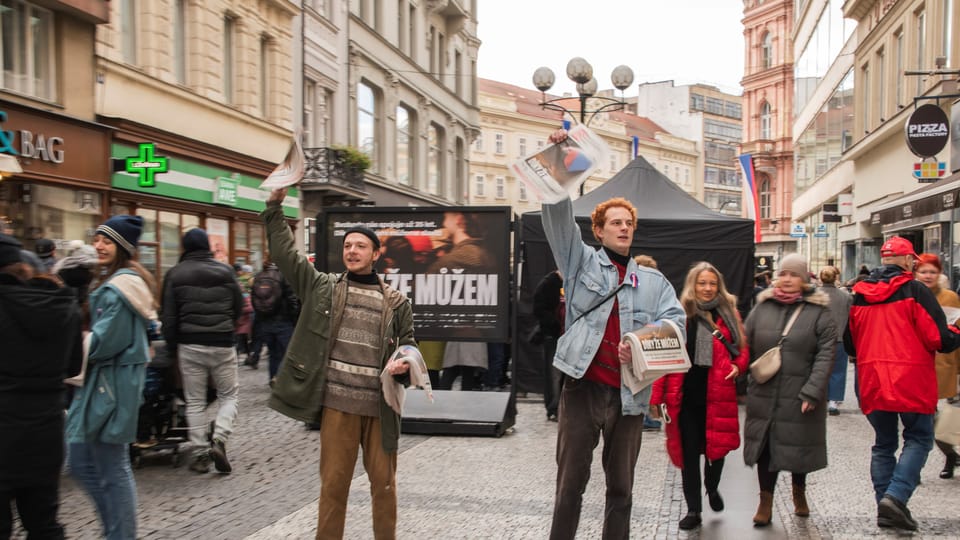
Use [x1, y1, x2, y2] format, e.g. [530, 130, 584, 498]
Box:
[620, 320, 691, 393]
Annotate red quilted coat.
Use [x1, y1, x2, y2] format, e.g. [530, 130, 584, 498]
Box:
[650, 314, 750, 468]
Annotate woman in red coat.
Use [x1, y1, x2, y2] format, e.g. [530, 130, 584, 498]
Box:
[650, 262, 750, 530]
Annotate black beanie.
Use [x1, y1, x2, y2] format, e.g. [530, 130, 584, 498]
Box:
[0, 234, 23, 267]
[343, 227, 381, 250]
[182, 228, 211, 253]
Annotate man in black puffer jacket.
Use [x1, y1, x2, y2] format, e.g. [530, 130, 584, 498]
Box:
[0, 233, 82, 538]
[161, 228, 243, 474]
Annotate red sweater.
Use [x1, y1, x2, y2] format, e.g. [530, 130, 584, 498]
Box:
[584, 259, 626, 388]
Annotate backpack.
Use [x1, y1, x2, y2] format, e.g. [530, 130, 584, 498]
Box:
[251, 269, 283, 316]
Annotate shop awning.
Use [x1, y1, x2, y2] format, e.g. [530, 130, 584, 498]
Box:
[870, 171, 960, 226]
[0, 154, 22, 176]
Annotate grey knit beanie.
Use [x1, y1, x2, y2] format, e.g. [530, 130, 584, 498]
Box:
[779, 253, 809, 282]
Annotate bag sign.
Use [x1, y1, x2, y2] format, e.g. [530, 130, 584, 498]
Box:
[905, 104, 950, 158]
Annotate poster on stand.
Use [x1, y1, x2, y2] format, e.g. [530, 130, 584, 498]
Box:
[317, 206, 512, 342]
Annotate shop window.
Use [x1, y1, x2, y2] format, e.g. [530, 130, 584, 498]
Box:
[160, 211, 180, 278]
[233, 220, 249, 250]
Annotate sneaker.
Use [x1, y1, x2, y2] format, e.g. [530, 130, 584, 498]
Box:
[189, 452, 211, 474]
[210, 439, 232, 474]
[707, 490, 724, 512]
[827, 400, 840, 415]
[877, 494, 918, 531]
[546, 412, 558, 422]
[643, 418, 662, 432]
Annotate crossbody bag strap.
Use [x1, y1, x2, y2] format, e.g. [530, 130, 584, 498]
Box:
[702, 315, 741, 358]
[776, 304, 804, 345]
[570, 283, 628, 327]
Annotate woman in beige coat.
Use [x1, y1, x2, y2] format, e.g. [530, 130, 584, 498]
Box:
[914, 253, 960, 479]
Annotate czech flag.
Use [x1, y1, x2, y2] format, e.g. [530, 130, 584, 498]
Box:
[738, 154, 762, 244]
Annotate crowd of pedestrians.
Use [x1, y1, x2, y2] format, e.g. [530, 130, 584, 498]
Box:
[4, 139, 960, 538]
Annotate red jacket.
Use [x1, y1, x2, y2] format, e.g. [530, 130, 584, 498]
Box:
[845, 266, 960, 415]
[650, 314, 749, 468]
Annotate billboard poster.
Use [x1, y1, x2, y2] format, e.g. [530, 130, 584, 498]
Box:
[317, 206, 512, 342]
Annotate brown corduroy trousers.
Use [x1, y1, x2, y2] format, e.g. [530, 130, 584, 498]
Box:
[316, 408, 397, 540]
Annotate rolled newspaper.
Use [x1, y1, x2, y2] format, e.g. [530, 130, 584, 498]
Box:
[260, 131, 305, 190]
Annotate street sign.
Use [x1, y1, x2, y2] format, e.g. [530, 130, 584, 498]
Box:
[905, 104, 950, 158]
[790, 223, 807, 238]
[814, 223, 829, 238]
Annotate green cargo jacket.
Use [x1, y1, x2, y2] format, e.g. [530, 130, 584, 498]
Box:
[261, 203, 416, 452]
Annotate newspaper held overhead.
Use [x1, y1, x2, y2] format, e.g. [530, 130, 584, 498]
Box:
[260, 131, 305, 190]
[510, 124, 610, 201]
[620, 319, 691, 394]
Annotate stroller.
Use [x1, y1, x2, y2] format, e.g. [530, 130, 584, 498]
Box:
[130, 339, 189, 468]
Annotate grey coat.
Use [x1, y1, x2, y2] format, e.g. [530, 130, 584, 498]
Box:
[742, 287, 836, 473]
[817, 283, 851, 343]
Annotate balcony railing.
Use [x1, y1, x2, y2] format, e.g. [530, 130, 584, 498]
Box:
[301, 147, 366, 194]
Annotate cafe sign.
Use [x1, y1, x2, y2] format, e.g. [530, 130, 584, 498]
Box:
[905, 104, 950, 158]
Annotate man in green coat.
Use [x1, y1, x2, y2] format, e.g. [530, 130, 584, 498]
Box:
[262, 187, 415, 540]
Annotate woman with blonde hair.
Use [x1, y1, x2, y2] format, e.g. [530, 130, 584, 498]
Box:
[66, 215, 158, 539]
[650, 261, 749, 530]
[817, 266, 852, 415]
[913, 253, 960, 479]
[743, 253, 834, 527]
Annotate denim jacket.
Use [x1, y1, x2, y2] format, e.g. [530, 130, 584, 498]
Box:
[541, 196, 686, 415]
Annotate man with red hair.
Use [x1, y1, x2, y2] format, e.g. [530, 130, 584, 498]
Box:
[541, 130, 685, 539]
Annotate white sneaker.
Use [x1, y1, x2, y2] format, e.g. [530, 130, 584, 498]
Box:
[828, 400, 840, 415]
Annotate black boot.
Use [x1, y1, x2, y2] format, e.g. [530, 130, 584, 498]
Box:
[940, 451, 958, 479]
[678, 511, 701, 530]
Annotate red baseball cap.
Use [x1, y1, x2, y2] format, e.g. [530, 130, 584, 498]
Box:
[880, 236, 918, 258]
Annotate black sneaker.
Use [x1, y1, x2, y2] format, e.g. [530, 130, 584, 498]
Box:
[210, 439, 232, 474]
[708, 490, 724, 512]
[877, 494, 917, 531]
[188, 452, 211, 474]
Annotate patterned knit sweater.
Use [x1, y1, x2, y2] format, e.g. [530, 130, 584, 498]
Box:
[321, 278, 384, 417]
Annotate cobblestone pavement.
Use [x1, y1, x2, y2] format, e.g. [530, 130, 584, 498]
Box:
[13, 364, 960, 539]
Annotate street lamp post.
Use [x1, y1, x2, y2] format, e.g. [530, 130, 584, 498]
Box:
[532, 58, 635, 127]
[531, 58, 635, 195]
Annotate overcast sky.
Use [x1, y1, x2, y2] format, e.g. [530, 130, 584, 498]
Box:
[476, 0, 746, 97]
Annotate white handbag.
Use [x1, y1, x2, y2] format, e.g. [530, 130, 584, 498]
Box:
[749, 304, 803, 384]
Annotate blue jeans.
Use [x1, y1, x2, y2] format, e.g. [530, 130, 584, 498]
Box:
[827, 344, 848, 402]
[68, 442, 137, 539]
[255, 320, 294, 380]
[866, 411, 934, 505]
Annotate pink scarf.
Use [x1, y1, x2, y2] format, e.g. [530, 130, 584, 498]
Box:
[772, 287, 803, 304]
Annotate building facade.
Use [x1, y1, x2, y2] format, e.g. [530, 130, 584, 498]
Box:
[634, 81, 745, 216]
[92, 0, 300, 276]
[742, 0, 797, 268]
[471, 79, 698, 216]
[790, 0, 857, 274]
[0, 0, 111, 253]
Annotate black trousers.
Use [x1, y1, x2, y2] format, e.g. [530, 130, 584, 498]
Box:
[542, 337, 564, 415]
[679, 366, 724, 513]
[0, 483, 64, 540]
[757, 442, 806, 493]
[439, 366, 480, 391]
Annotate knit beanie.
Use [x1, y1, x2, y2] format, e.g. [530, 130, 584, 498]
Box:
[182, 228, 211, 253]
[53, 245, 97, 274]
[0, 234, 23, 267]
[779, 253, 810, 282]
[343, 226, 381, 250]
[35, 238, 55, 259]
[96, 215, 143, 256]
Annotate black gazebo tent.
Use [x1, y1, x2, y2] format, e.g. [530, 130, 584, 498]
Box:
[515, 156, 756, 394]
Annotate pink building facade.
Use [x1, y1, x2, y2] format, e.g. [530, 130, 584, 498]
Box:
[741, 0, 795, 269]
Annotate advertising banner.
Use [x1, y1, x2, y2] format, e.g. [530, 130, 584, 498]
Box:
[317, 206, 512, 341]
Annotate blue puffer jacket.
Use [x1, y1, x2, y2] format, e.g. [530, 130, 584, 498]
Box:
[66, 269, 155, 444]
[541, 196, 686, 415]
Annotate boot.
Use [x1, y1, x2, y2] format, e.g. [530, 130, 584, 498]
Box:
[940, 451, 958, 479]
[792, 484, 809, 517]
[753, 491, 773, 527]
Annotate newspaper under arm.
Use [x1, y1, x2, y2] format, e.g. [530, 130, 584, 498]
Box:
[620, 319, 691, 394]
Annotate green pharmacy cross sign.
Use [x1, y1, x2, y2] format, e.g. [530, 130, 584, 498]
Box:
[125, 143, 169, 187]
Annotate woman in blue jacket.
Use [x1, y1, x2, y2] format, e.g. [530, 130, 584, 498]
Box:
[66, 215, 157, 540]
